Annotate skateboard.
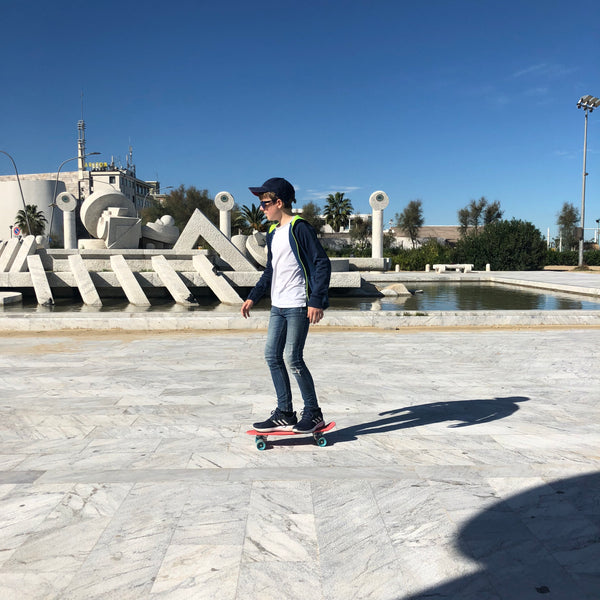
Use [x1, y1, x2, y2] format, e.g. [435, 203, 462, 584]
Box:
[246, 421, 336, 451]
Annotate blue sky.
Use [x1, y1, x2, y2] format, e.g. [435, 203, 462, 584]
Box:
[1, 0, 599, 238]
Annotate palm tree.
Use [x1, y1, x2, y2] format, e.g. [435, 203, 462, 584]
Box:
[238, 203, 267, 233]
[14, 204, 47, 236]
[324, 192, 353, 232]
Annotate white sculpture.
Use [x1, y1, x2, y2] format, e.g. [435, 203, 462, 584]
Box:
[79, 190, 141, 249]
[142, 215, 180, 247]
[369, 191, 389, 260]
[55, 192, 77, 249]
[214, 191, 234, 239]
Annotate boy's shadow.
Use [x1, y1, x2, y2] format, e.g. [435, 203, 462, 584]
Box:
[329, 396, 529, 443]
[403, 471, 600, 599]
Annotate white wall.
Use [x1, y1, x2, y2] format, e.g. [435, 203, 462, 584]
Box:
[0, 179, 66, 242]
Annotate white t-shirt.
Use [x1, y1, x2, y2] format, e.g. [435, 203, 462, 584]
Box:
[270, 223, 307, 308]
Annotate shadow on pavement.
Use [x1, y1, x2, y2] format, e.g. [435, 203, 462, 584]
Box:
[403, 471, 600, 599]
[329, 396, 529, 444]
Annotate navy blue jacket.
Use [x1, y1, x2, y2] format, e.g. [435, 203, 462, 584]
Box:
[247, 216, 331, 309]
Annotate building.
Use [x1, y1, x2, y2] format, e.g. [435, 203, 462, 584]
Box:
[84, 157, 161, 215]
[0, 122, 161, 244]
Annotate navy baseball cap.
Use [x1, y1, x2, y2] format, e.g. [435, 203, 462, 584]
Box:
[249, 177, 296, 204]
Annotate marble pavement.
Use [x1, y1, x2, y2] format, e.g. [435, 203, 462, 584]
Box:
[0, 324, 599, 599]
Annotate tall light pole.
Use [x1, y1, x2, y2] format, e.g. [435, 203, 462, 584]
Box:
[0, 150, 31, 234]
[576, 95, 600, 267]
[48, 152, 100, 241]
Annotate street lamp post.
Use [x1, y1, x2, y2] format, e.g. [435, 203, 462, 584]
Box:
[48, 152, 100, 242]
[0, 150, 31, 235]
[576, 95, 600, 267]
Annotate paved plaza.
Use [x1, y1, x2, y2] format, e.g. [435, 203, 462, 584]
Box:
[0, 270, 599, 599]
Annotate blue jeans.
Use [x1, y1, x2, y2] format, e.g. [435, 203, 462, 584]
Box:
[264, 306, 319, 413]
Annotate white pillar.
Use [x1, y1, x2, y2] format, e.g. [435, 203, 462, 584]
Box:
[56, 192, 78, 249]
[369, 191, 389, 260]
[372, 209, 384, 259]
[63, 211, 76, 249]
[214, 191, 234, 239]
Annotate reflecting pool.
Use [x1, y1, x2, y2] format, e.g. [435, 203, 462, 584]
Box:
[2, 282, 600, 313]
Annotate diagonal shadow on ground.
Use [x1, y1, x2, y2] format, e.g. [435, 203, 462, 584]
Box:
[402, 471, 600, 599]
[328, 396, 529, 444]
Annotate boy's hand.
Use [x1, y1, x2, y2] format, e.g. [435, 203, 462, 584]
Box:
[307, 307, 324, 325]
[241, 299, 254, 318]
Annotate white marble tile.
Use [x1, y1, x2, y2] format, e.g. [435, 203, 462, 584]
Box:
[237, 562, 322, 599]
[0, 571, 69, 600]
[0, 490, 65, 554]
[151, 544, 242, 599]
[58, 482, 188, 599]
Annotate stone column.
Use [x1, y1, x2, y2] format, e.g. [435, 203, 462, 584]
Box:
[56, 192, 78, 249]
[369, 191, 389, 259]
[214, 191, 234, 239]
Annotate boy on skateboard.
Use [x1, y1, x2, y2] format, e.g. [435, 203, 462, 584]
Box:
[241, 177, 331, 434]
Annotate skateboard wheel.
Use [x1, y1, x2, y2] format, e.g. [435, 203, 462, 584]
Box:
[315, 435, 327, 447]
[256, 438, 267, 451]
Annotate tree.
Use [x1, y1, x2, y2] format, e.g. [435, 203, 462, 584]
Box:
[483, 200, 503, 226]
[323, 192, 353, 232]
[14, 204, 47, 236]
[395, 199, 424, 248]
[140, 185, 218, 231]
[300, 202, 323, 231]
[556, 202, 579, 251]
[237, 203, 267, 233]
[458, 197, 503, 237]
[454, 219, 546, 270]
[349, 216, 371, 251]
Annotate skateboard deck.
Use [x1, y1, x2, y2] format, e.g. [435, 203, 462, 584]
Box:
[246, 421, 336, 450]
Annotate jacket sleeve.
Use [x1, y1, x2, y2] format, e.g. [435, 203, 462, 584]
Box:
[295, 221, 331, 309]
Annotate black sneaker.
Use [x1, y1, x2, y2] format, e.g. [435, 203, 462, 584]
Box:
[253, 409, 297, 432]
[293, 408, 325, 433]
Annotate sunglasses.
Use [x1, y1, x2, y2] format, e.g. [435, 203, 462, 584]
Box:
[260, 199, 277, 209]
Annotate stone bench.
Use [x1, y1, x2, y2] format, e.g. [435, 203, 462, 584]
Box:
[431, 263, 474, 273]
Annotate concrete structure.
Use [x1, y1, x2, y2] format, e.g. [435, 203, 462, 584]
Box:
[432, 263, 474, 273]
[193, 254, 243, 305]
[151, 255, 197, 305]
[109, 255, 151, 307]
[55, 192, 78, 249]
[369, 190, 389, 259]
[245, 232, 268, 267]
[26, 254, 54, 306]
[174, 209, 257, 272]
[68, 254, 102, 306]
[0, 238, 21, 272]
[214, 191, 234, 239]
[142, 216, 179, 248]
[9, 235, 37, 273]
[0, 290, 21, 305]
[0, 179, 66, 242]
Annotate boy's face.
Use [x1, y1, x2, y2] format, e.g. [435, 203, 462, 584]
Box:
[259, 193, 282, 219]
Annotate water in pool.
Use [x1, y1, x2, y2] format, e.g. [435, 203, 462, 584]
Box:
[2, 282, 600, 313]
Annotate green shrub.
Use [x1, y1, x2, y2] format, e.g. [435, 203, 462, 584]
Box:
[453, 219, 546, 270]
[545, 249, 600, 266]
[545, 250, 578, 266]
[388, 240, 453, 271]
